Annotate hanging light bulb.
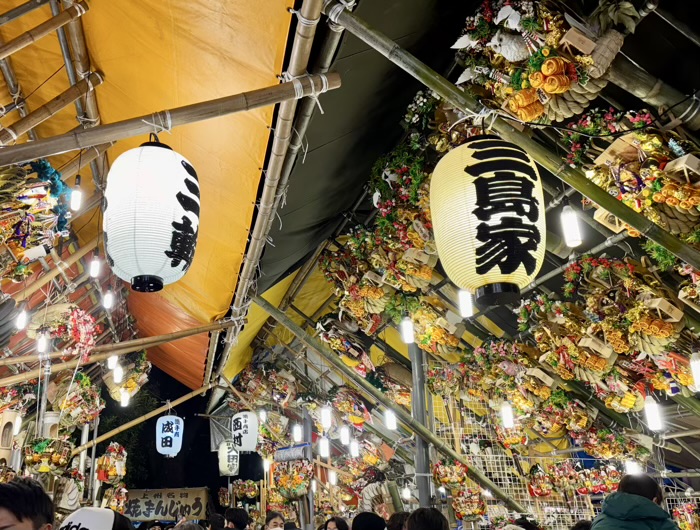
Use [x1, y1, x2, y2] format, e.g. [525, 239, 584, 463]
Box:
[691, 351, 700, 389]
[292, 424, 303, 443]
[312, 479, 317, 493]
[319, 436, 330, 458]
[13, 416, 22, 436]
[340, 425, 350, 446]
[107, 355, 118, 370]
[384, 409, 398, 431]
[120, 389, 130, 407]
[400, 315, 415, 344]
[113, 363, 124, 384]
[329, 470, 337, 486]
[103, 290, 115, 310]
[263, 459, 271, 472]
[401, 485, 411, 500]
[625, 460, 643, 475]
[36, 331, 49, 354]
[89, 249, 102, 278]
[321, 406, 332, 430]
[350, 439, 359, 458]
[458, 289, 474, 318]
[70, 175, 83, 211]
[561, 198, 583, 248]
[644, 394, 663, 431]
[500, 401, 515, 429]
[15, 304, 28, 330]
[259, 409, 267, 423]
[483, 489, 493, 498]
[438, 486, 446, 495]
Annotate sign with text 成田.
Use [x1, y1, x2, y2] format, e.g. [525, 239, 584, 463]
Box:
[123, 487, 207, 521]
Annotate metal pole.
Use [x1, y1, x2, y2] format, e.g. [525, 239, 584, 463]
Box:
[663, 427, 700, 440]
[321, 1, 700, 270]
[253, 295, 528, 513]
[78, 422, 90, 500]
[87, 417, 98, 503]
[303, 410, 314, 530]
[0, 0, 50, 27]
[409, 343, 431, 507]
[37, 360, 51, 435]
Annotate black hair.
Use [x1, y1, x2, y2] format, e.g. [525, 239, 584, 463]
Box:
[0, 477, 55, 530]
[113, 512, 136, 530]
[226, 508, 250, 530]
[207, 514, 226, 530]
[513, 517, 541, 530]
[265, 512, 284, 526]
[175, 525, 205, 530]
[406, 509, 448, 530]
[352, 512, 386, 530]
[325, 517, 349, 530]
[386, 512, 409, 530]
[145, 522, 163, 530]
[283, 523, 297, 530]
[618, 474, 663, 502]
[570, 521, 592, 530]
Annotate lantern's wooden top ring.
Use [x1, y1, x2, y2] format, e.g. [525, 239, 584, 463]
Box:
[476, 283, 521, 306]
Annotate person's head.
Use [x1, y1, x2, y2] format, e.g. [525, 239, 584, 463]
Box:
[570, 521, 592, 530]
[0, 477, 54, 530]
[147, 522, 163, 530]
[512, 518, 541, 530]
[406, 509, 448, 530]
[618, 474, 663, 504]
[225, 509, 249, 530]
[386, 513, 408, 530]
[175, 525, 204, 530]
[283, 524, 297, 530]
[58, 508, 134, 530]
[264, 512, 284, 530]
[351, 513, 385, 530]
[325, 518, 349, 530]
[207, 515, 226, 530]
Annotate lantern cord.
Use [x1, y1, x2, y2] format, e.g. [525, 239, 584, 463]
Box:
[141, 110, 172, 136]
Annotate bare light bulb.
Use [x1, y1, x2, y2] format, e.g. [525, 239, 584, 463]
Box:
[400, 315, 415, 344]
[501, 402, 515, 429]
[321, 406, 332, 430]
[292, 424, 303, 443]
[259, 409, 267, 423]
[483, 489, 492, 498]
[561, 203, 583, 248]
[37, 332, 49, 353]
[15, 307, 28, 330]
[89, 252, 102, 278]
[120, 389, 130, 407]
[13, 416, 22, 436]
[329, 470, 337, 486]
[438, 486, 446, 494]
[107, 355, 118, 370]
[319, 436, 330, 458]
[401, 486, 411, 500]
[340, 425, 350, 446]
[644, 394, 663, 431]
[312, 479, 317, 493]
[70, 175, 83, 211]
[113, 363, 124, 384]
[103, 290, 115, 310]
[350, 439, 359, 458]
[385, 409, 398, 431]
[625, 460, 643, 475]
[263, 459, 270, 472]
[458, 289, 474, 318]
[691, 351, 700, 390]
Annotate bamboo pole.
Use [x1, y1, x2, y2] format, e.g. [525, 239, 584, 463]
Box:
[220, 376, 286, 444]
[0, 1, 88, 61]
[0, 73, 340, 166]
[1, 0, 51, 27]
[253, 295, 527, 514]
[12, 237, 97, 302]
[0, 318, 239, 367]
[71, 381, 212, 456]
[0, 72, 104, 145]
[322, 2, 700, 271]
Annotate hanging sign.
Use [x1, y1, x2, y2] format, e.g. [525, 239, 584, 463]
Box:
[274, 443, 310, 462]
[123, 487, 207, 521]
[231, 411, 258, 452]
[218, 440, 240, 476]
[430, 135, 545, 306]
[156, 415, 184, 457]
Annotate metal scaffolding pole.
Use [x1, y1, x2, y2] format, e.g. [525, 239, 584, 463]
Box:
[409, 343, 431, 507]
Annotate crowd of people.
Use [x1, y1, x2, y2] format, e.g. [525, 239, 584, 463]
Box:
[0, 474, 682, 530]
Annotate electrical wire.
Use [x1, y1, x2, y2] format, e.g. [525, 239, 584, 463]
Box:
[23, 64, 66, 102]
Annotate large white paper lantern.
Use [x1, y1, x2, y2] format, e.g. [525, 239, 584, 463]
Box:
[218, 440, 240, 476]
[156, 415, 183, 457]
[431, 135, 545, 306]
[231, 411, 258, 452]
[104, 140, 200, 292]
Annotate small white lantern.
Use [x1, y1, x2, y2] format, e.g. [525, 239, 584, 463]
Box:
[104, 140, 200, 292]
[156, 415, 184, 457]
[231, 411, 258, 452]
[218, 440, 240, 476]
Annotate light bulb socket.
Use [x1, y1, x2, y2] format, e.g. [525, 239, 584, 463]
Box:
[75, 174, 82, 187]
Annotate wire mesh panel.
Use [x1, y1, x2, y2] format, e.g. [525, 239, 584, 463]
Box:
[664, 492, 700, 530]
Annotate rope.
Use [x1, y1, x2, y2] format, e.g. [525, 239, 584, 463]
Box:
[675, 94, 700, 125]
[288, 7, 320, 27]
[280, 73, 330, 114]
[325, 0, 355, 24]
[141, 110, 172, 135]
[77, 114, 101, 127]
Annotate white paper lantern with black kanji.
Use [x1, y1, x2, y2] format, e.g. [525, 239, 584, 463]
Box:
[103, 140, 200, 292]
[156, 415, 184, 457]
[430, 135, 546, 306]
[218, 440, 240, 476]
[231, 411, 258, 452]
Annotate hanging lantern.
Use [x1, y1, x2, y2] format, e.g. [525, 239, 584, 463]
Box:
[103, 139, 200, 292]
[430, 135, 545, 306]
[155, 415, 184, 457]
[231, 411, 258, 452]
[218, 440, 240, 476]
